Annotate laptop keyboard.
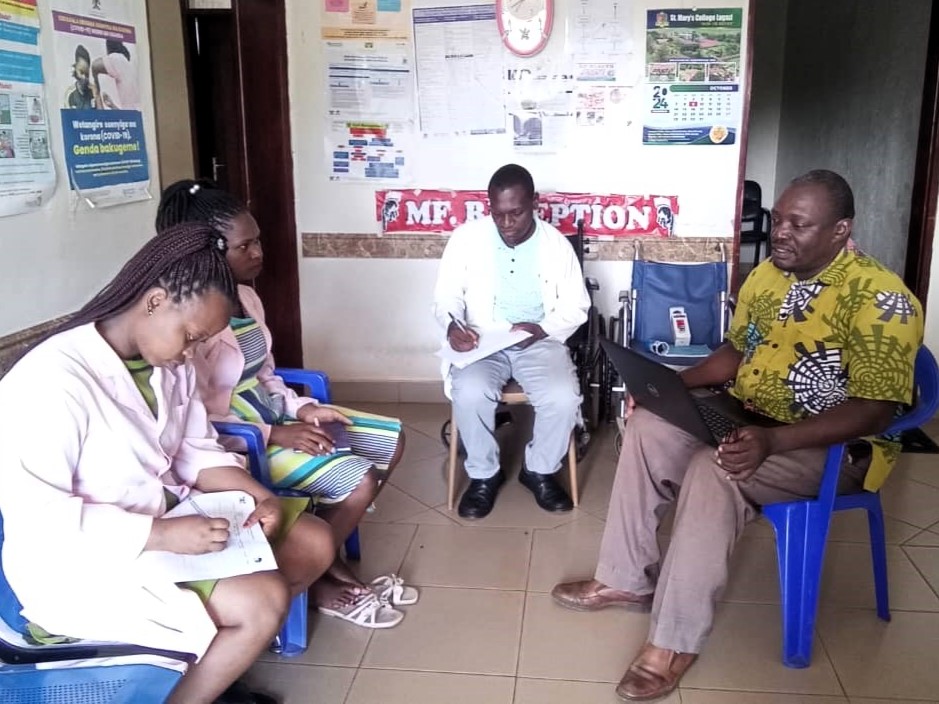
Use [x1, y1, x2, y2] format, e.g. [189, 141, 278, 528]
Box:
[694, 401, 738, 442]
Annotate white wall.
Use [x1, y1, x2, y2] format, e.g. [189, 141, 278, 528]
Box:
[287, 0, 750, 382]
[0, 1, 160, 336]
[743, 0, 788, 202]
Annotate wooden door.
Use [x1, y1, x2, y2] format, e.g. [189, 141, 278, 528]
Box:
[181, 0, 303, 367]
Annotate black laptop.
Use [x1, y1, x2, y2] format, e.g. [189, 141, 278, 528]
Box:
[600, 337, 780, 446]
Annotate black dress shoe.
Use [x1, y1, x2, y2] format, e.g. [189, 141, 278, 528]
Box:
[458, 472, 505, 519]
[519, 466, 573, 512]
[215, 681, 278, 704]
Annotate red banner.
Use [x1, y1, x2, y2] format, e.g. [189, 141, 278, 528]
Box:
[375, 190, 679, 237]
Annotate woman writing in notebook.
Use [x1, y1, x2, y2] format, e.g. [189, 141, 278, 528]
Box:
[0, 224, 335, 704]
[156, 180, 414, 629]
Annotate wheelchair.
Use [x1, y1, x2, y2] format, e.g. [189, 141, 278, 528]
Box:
[440, 219, 607, 462]
[605, 241, 731, 452]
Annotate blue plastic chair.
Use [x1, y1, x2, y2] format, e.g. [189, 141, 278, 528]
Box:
[763, 346, 939, 668]
[213, 368, 362, 658]
[0, 508, 195, 702]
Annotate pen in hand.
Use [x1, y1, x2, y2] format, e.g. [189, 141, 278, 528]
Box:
[448, 312, 478, 348]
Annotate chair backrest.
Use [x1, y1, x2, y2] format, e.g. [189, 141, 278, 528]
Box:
[887, 346, 939, 434]
[816, 345, 939, 506]
[741, 180, 765, 224]
[630, 260, 729, 348]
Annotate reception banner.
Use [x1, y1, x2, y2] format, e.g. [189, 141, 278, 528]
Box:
[376, 189, 679, 237]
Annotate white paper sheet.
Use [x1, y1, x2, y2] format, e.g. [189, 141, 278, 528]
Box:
[436, 328, 532, 369]
[137, 491, 277, 582]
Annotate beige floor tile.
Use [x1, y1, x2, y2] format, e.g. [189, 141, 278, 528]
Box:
[903, 546, 939, 594]
[893, 452, 939, 489]
[527, 515, 607, 592]
[445, 479, 582, 529]
[399, 523, 532, 590]
[723, 537, 781, 604]
[353, 521, 418, 583]
[396, 403, 451, 439]
[400, 426, 449, 463]
[388, 452, 451, 508]
[817, 606, 939, 700]
[819, 543, 939, 611]
[338, 401, 401, 417]
[257, 610, 372, 668]
[681, 690, 847, 703]
[517, 592, 649, 683]
[682, 603, 843, 695]
[346, 669, 514, 703]
[514, 677, 680, 704]
[825, 509, 921, 545]
[395, 506, 462, 526]
[242, 662, 355, 704]
[362, 586, 524, 675]
[903, 528, 939, 546]
[362, 484, 432, 524]
[880, 478, 939, 528]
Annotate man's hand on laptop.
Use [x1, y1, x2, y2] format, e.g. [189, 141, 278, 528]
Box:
[715, 426, 774, 482]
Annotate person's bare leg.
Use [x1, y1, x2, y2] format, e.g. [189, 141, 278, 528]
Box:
[274, 513, 335, 596]
[166, 572, 290, 704]
[310, 468, 380, 608]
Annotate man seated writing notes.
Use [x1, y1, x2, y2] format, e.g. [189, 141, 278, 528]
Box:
[433, 163, 590, 519]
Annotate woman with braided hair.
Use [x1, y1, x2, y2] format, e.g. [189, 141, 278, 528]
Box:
[0, 223, 334, 704]
[156, 180, 414, 629]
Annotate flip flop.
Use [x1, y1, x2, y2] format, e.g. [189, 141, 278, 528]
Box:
[317, 591, 404, 629]
[370, 573, 420, 606]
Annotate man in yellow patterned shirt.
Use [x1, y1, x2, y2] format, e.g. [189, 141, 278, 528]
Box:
[552, 170, 923, 701]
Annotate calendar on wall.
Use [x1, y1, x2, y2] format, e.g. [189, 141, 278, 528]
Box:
[642, 8, 742, 146]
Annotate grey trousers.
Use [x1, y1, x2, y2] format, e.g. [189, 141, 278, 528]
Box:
[450, 339, 581, 479]
[595, 407, 866, 653]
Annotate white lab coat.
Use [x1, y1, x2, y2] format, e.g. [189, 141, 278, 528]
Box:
[432, 216, 590, 386]
[0, 323, 245, 658]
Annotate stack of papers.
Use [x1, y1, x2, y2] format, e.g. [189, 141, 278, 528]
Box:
[436, 329, 533, 369]
[138, 491, 278, 582]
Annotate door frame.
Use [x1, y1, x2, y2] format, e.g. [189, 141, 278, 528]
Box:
[179, 0, 304, 367]
[906, 3, 939, 308]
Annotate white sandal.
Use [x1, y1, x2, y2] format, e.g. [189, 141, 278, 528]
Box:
[370, 573, 420, 606]
[318, 591, 404, 629]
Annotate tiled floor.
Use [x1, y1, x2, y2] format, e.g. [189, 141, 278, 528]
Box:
[245, 404, 939, 703]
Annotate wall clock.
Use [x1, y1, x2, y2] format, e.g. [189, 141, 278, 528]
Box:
[496, 0, 553, 57]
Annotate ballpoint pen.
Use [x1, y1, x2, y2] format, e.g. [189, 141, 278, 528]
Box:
[448, 312, 470, 335]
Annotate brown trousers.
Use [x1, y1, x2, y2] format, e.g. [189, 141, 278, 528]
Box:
[595, 408, 866, 653]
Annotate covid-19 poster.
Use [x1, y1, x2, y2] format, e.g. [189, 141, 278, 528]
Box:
[51, 0, 150, 207]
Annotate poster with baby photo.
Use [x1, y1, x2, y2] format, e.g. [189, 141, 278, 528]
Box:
[50, 0, 150, 208]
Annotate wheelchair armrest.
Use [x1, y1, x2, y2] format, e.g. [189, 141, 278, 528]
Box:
[274, 368, 331, 404]
[212, 421, 273, 486]
[585, 277, 600, 292]
[618, 289, 630, 303]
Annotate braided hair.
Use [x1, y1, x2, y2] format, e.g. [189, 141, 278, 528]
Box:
[155, 178, 246, 233]
[58, 222, 237, 336]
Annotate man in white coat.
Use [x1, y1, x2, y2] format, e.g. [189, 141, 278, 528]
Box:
[433, 164, 590, 519]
